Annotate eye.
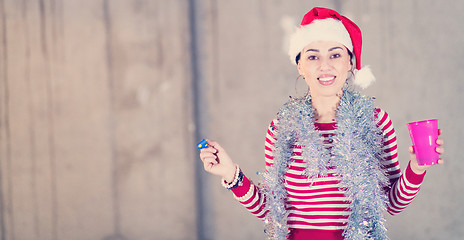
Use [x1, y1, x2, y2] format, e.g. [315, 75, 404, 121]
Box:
[308, 55, 318, 60]
[331, 53, 341, 59]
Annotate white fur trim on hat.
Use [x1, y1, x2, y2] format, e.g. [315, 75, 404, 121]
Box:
[288, 18, 353, 64]
[353, 65, 375, 89]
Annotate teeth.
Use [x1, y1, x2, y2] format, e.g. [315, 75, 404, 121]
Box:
[318, 76, 335, 81]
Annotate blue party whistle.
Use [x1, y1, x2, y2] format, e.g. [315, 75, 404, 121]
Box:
[197, 139, 209, 149]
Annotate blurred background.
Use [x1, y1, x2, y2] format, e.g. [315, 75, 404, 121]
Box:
[0, 0, 463, 239]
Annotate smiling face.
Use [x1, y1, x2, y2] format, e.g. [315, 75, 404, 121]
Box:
[297, 41, 352, 98]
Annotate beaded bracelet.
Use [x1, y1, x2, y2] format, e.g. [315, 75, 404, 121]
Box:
[234, 183, 254, 202]
[221, 165, 243, 190]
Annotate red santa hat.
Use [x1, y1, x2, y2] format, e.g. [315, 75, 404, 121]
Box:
[288, 7, 375, 89]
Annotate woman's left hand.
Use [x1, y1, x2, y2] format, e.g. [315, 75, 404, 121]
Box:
[409, 129, 444, 174]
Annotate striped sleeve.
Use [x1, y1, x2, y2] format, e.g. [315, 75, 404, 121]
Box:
[229, 119, 279, 220]
[375, 108, 426, 215]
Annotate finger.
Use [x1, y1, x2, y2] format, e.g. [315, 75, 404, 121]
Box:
[206, 139, 225, 152]
[205, 139, 216, 146]
[200, 147, 217, 155]
[438, 129, 443, 136]
[200, 151, 217, 161]
[200, 150, 217, 162]
[436, 138, 444, 145]
[436, 147, 444, 154]
[203, 160, 216, 172]
[202, 156, 218, 168]
[437, 159, 444, 165]
[409, 146, 415, 154]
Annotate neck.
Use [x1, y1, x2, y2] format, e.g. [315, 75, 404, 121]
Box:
[311, 94, 341, 123]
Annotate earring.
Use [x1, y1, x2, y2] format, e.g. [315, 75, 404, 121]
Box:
[294, 75, 310, 100]
[344, 69, 355, 90]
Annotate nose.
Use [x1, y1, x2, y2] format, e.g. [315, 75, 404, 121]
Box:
[319, 58, 332, 71]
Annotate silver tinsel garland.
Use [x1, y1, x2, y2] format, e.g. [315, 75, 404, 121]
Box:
[261, 88, 390, 240]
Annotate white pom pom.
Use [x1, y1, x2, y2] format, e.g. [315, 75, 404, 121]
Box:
[354, 66, 375, 89]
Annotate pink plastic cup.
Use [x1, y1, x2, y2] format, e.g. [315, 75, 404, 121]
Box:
[407, 119, 439, 166]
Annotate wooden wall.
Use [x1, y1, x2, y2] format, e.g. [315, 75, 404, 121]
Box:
[1, 0, 463, 240]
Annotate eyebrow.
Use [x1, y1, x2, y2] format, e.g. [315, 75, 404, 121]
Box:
[329, 47, 344, 51]
[305, 46, 344, 53]
[305, 49, 319, 52]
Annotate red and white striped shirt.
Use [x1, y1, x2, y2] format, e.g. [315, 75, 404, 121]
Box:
[231, 109, 426, 239]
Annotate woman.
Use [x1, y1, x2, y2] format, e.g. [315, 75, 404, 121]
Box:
[199, 7, 444, 240]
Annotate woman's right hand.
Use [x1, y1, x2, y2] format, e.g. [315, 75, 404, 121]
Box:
[199, 139, 237, 183]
